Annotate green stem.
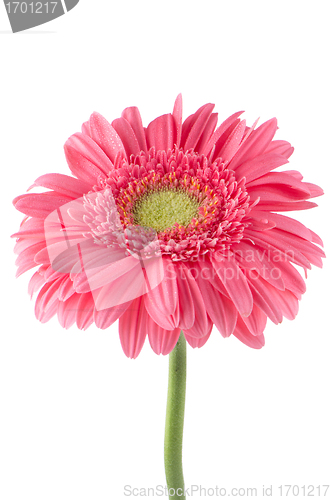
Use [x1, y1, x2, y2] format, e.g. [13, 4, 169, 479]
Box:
[164, 331, 186, 500]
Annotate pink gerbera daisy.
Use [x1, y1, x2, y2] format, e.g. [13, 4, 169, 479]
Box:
[12, 95, 324, 358]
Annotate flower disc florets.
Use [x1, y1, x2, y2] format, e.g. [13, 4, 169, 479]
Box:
[98, 147, 252, 261]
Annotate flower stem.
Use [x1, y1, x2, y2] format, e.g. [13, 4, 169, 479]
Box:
[164, 331, 186, 500]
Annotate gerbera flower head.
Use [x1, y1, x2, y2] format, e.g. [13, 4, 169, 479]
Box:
[12, 95, 325, 357]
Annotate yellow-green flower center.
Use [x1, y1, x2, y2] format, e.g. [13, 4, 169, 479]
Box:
[133, 189, 200, 232]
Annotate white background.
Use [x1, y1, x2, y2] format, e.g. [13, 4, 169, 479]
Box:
[0, 1, 330, 499]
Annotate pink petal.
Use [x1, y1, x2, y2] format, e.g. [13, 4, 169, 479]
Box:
[232, 317, 265, 349]
[184, 319, 213, 347]
[144, 257, 179, 330]
[178, 263, 209, 337]
[121, 106, 148, 153]
[31, 174, 91, 198]
[28, 269, 46, 298]
[241, 304, 267, 336]
[58, 293, 81, 329]
[234, 153, 289, 183]
[218, 119, 246, 163]
[265, 139, 294, 158]
[246, 273, 282, 324]
[198, 111, 244, 157]
[252, 200, 318, 211]
[118, 296, 147, 358]
[13, 192, 72, 219]
[64, 136, 111, 185]
[195, 273, 237, 337]
[229, 118, 278, 169]
[88, 112, 126, 163]
[146, 114, 175, 151]
[76, 292, 94, 330]
[148, 321, 181, 355]
[212, 255, 253, 317]
[94, 301, 132, 329]
[172, 94, 183, 147]
[183, 103, 215, 151]
[176, 266, 195, 330]
[249, 211, 313, 242]
[196, 113, 218, 153]
[112, 117, 141, 158]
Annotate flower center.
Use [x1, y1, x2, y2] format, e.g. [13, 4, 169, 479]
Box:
[133, 188, 200, 232]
